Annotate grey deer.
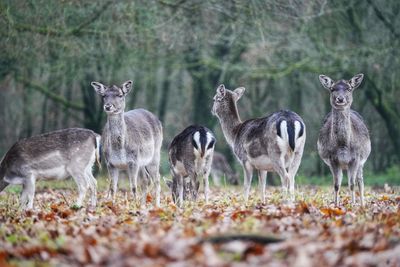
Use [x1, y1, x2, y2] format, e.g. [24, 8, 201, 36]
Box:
[211, 151, 239, 186]
[212, 85, 306, 202]
[168, 125, 216, 206]
[0, 128, 101, 210]
[91, 80, 163, 206]
[317, 73, 371, 207]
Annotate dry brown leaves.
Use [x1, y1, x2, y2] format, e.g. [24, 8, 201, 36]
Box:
[0, 186, 399, 266]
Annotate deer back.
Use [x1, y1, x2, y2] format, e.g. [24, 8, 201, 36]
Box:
[169, 125, 215, 177]
[233, 110, 305, 164]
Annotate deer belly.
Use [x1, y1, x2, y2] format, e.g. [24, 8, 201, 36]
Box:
[34, 166, 69, 180]
[248, 155, 275, 171]
[335, 147, 352, 168]
[107, 151, 128, 169]
[30, 152, 69, 180]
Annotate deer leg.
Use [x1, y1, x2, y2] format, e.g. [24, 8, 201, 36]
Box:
[20, 175, 36, 210]
[204, 171, 211, 203]
[106, 166, 119, 203]
[273, 160, 290, 199]
[177, 174, 184, 206]
[257, 170, 267, 204]
[329, 163, 342, 207]
[287, 151, 303, 202]
[357, 166, 365, 207]
[190, 175, 200, 202]
[348, 160, 359, 205]
[20, 183, 28, 209]
[148, 155, 161, 206]
[242, 162, 254, 202]
[86, 170, 97, 207]
[145, 164, 161, 207]
[127, 163, 140, 203]
[139, 168, 151, 207]
[212, 172, 220, 187]
[70, 172, 88, 207]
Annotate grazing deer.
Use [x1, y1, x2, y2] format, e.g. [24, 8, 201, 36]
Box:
[212, 84, 306, 202]
[0, 128, 100, 210]
[211, 151, 239, 186]
[168, 125, 216, 206]
[91, 80, 163, 206]
[317, 73, 371, 206]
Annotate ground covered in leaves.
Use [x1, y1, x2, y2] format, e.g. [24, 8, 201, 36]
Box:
[0, 182, 399, 267]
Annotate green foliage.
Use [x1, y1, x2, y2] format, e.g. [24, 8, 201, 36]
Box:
[0, 0, 399, 177]
[366, 165, 400, 186]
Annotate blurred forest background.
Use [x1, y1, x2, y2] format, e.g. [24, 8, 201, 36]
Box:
[0, 0, 399, 184]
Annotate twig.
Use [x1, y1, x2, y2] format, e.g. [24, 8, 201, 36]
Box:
[199, 234, 283, 245]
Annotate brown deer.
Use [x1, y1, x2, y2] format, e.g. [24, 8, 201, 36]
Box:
[212, 84, 306, 203]
[318, 73, 371, 206]
[91, 80, 163, 206]
[211, 151, 239, 186]
[0, 128, 100, 210]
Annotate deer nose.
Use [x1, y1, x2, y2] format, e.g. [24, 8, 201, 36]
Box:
[104, 104, 113, 111]
[336, 96, 345, 103]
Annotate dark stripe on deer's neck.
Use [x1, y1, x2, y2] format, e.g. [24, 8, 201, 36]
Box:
[218, 101, 242, 146]
[331, 108, 351, 146]
[107, 113, 126, 149]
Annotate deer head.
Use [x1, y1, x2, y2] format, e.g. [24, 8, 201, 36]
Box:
[91, 80, 133, 114]
[211, 84, 245, 118]
[319, 74, 364, 110]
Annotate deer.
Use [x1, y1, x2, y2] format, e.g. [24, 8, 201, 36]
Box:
[211, 151, 239, 186]
[211, 84, 306, 203]
[91, 80, 163, 206]
[0, 128, 101, 210]
[168, 125, 216, 206]
[317, 73, 371, 207]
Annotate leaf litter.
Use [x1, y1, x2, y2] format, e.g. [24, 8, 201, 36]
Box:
[0, 186, 399, 266]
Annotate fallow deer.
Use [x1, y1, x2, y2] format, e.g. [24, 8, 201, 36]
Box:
[168, 125, 215, 206]
[317, 73, 371, 206]
[0, 128, 100, 210]
[212, 84, 306, 203]
[91, 80, 163, 206]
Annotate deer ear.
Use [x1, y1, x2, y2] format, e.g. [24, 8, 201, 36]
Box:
[216, 84, 226, 97]
[121, 80, 133, 95]
[91, 81, 106, 96]
[349, 73, 364, 89]
[233, 87, 245, 100]
[319, 75, 334, 90]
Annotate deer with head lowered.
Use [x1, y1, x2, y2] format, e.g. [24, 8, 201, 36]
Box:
[212, 84, 306, 203]
[168, 125, 216, 206]
[318, 73, 371, 207]
[91, 80, 163, 206]
[0, 128, 101, 210]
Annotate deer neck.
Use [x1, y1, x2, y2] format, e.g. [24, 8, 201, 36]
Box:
[331, 108, 351, 146]
[218, 103, 242, 147]
[107, 112, 126, 150]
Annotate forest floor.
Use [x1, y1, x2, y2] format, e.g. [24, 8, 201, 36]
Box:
[0, 180, 399, 267]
